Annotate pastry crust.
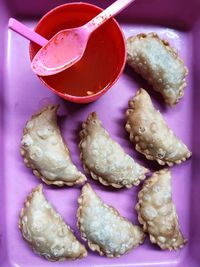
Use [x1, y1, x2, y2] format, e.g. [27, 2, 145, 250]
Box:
[77, 183, 145, 257]
[135, 169, 187, 250]
[127, 32, 188, 106]
[19, 184, 87, 261]
[21, 105, 86, 186]
[79, 112, 148, 188]
[125, 89, 192, 166]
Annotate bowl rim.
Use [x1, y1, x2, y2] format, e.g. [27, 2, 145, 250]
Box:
[30, 2, 126, 103]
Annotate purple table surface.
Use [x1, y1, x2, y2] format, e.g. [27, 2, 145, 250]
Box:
[0, 0, 200, 267]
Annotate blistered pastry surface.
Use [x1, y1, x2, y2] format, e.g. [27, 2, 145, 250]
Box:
[136, 169, 186, 250]
[20, 105, 86, 186]
[127, 32, 188, 106]
[77, 183, 145, 257]
[19, 185, 87, 261]
[79, 112, 148, 188]
[125, 89, 191, 166]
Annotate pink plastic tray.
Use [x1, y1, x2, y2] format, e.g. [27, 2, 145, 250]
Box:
[0, 0, 200, 266]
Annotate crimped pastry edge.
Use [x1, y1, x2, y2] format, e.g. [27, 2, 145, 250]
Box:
[126, 32, 189, 106]
[77, 183, 145, 257]
[135, 169, 187, 250]
[19, 184, 88, 261]
[125, 89, 192, 166]
[79, 112, 148, 189]
[20, 105, 86, 187]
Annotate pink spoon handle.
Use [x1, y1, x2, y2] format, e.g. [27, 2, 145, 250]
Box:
[85, 0, 136, 33]
[8, 18, 48, 47]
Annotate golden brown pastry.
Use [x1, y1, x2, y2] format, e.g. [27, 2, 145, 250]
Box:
[21, 105, 86, 186]
[79, 112, 148, 188]
[77, 183, 145, 257]
[19, 185, 87, 261]
[136, 169, 186, 250]
[125, 89, 191, 166]
[127, 32, 188, 106]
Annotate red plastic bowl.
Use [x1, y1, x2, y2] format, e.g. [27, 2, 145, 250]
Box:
[29, 2, 126, 103]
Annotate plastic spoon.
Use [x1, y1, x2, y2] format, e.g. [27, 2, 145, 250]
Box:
[31, 0, 136, 76]
[8, 18, 48, 47]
